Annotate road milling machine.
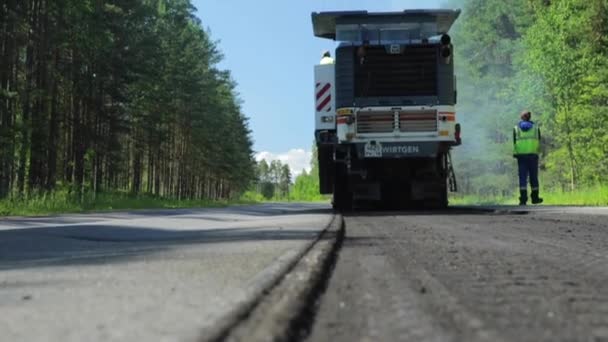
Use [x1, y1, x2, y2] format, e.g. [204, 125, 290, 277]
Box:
[312, 10, 462, 210]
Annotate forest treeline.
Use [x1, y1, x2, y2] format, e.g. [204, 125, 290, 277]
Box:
[254, 159, 292, 200]
[448, 0, 608, 196]
[252, 153, 326, 202]
[0, 0, 255, 201]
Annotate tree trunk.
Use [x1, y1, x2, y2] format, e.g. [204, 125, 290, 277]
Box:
[562, 106, 577, 191]
[46, 48, 59, 190]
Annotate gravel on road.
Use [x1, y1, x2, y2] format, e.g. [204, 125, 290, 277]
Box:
[308, 207, 608, 342]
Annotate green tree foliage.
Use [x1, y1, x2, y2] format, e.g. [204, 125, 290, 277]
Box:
[291, 169, 325, 201]
[252, 149, 326, 202]
[446, 0, 535, 197]
[449, 0, 608, 196]
[520, 0, 608, 189]
[0, 0, 255, 201]
[279, 164, 291, 199]
[291, 146, 326, 201]
[254, 159, 291, 200]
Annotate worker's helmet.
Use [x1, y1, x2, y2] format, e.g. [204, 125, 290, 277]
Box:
[520, 110, 532, 121]
[322, 50, 331, 58]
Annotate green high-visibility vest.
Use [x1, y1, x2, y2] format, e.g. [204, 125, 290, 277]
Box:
[513, 124, 541, 155]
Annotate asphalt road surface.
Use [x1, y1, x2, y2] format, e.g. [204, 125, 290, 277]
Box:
[308, 206, 608, 342]
[0, 204, 333, 342]
[3, 204, 608, 342]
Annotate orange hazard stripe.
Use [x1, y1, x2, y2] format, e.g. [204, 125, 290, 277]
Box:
[337, 116, 348, 124]
[439, 112, 456, 122]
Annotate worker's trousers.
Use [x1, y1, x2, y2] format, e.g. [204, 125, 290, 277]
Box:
[516, 154, 539, 190]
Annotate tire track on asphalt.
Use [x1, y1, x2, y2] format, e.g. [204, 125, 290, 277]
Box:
[203, 214, 342, 342]
[307, 216, 459, 342]
[379, 213, 608, 341]
[361, 218, 507, 342]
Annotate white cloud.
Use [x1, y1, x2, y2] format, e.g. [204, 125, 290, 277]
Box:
[255, 149, 313, 176]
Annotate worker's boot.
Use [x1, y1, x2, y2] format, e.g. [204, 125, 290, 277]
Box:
[531, 190, 543, 204]
[519, 190, 528, 206]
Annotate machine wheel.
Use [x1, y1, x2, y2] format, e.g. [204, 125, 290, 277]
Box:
[431, 186, 449, 209]
[421, 153, 449, 209]
[421, 181, 448, 209]
[439, 182, 449, 208]
[318, 144, 334, 195]
[332, 165, 352, 211]
[380, 181, 411, 210]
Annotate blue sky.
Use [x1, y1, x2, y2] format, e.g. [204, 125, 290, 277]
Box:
[193, 0, 444, 174]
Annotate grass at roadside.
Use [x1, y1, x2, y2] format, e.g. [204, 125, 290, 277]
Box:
[541, 187, 608, 206]
[4, 186, 605, 217]
[0, 190, 258, 217]
[449, 194, 514, 206]
[450, 186, 608, 206]
[241, 191, 330, 204]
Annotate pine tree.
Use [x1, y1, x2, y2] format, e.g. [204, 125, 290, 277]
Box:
[0, 0, 255, 202]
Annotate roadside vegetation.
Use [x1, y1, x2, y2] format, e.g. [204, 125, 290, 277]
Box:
[0, 189, 258, 217]
[0, 0, 256, 213]
[450, 186, 608, 206]
[447, 0, 608, 206]
[251, 151, 329, 203]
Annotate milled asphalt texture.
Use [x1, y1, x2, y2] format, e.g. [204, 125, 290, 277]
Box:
[307, 206, 608, 342]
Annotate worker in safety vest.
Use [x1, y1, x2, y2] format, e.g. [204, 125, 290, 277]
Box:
[320, 50, 334, 65]
[513, 110, 543, 205]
